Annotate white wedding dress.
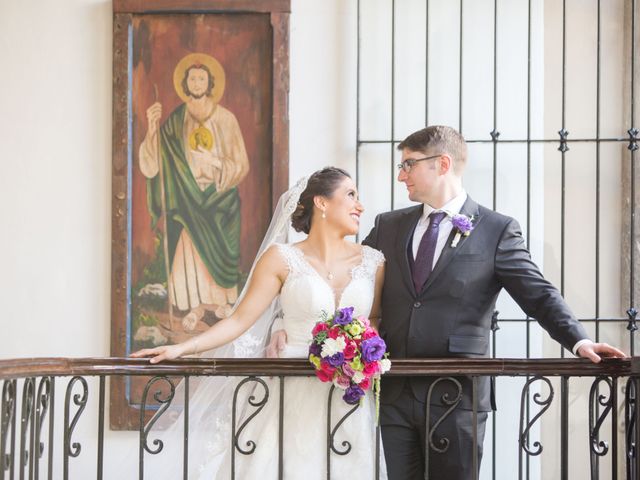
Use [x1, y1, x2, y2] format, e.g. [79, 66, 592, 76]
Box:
[192, 243, 388, 479]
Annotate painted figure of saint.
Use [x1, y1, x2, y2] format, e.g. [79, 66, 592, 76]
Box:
[139, 53, 249, 332]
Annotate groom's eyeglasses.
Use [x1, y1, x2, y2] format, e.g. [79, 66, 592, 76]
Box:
[396, 154, 441, 173]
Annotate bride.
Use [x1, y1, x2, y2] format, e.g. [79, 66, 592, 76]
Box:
[132, 167, 388, 479]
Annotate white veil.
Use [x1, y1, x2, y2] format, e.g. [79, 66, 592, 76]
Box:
[135, 176, 309, 479]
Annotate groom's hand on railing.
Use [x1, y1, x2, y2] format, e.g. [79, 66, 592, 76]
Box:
[577, 340, 627, 363]
[266, 330, 287, 358]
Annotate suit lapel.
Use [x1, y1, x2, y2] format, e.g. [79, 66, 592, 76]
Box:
[395, 205, 423, 297]
[420, 197, 482, 294]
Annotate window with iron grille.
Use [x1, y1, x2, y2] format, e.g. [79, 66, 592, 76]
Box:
[355, 0, 638, 477]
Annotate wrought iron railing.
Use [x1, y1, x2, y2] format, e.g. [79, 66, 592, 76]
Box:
[1, 357, 639, 480]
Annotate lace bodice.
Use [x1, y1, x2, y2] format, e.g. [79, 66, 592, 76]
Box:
[275, 244, 385, 356]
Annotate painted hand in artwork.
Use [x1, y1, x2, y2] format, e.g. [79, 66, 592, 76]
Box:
[146, 102, 162, 137]
[191, 145, 223, 169]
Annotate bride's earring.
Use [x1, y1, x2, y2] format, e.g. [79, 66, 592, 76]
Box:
[321, 210, 326, 219]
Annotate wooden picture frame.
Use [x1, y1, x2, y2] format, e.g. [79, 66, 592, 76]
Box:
[110, 0, 290, 430]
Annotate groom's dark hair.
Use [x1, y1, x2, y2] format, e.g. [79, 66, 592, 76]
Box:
[398, 125, 468, 174]
[291, 167, 351, 234]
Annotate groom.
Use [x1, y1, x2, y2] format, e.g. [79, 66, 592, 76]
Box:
[361, 125, 625, 479]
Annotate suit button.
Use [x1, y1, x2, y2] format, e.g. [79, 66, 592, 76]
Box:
[413, 302, 421, 308]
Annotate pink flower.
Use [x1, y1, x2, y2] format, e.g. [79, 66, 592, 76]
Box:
[333, 375, 351, 389]
[328, 327, 341, 339]
[320, 358, 336, 375]
[316, 359, 337, 382]
[342, 363, 356, 377]
[357, 315, 371, 328]
[320, 361, 336, 377]
[363, 362, 380, 376]
[316, 369, 333, 382]
[358, 377, 371, 390]
[361, 329, 378, 340]
[343, 341, 357, 360]
[312, 322, 328, 335]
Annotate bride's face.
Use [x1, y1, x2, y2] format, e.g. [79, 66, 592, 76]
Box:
[323, 176, 364, 236]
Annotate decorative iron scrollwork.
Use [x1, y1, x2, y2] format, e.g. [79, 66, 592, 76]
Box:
[625, 378, 636, 472]
[229, 376, 270, 480]
[628, 127, 639, 151]
[327, 385, 360, 456]
[518, 376, 554, 456]
[627, 307, 638, 333]
[34, 377, 52, 480]
[35, 377, 52, 460]
[64, 376, 88, 458]
[1, 379, 17, 474]
[490, 310, 500, 333]
[589, 376, 613, 457]
[232, 377, 269, 456]
[325, 384, 361, 479]
[140, 376, 176, 455]
[426, 377, 463, 454]
[19, 377, 35, 477]
[63, 375, 88, 479]
[137, 375, 177, 479]
[558, 128, 569, 152]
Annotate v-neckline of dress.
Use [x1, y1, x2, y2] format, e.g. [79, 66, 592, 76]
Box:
[290, 245, 364, 311]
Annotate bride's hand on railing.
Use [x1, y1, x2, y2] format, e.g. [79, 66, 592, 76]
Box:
[130, 343, 185, 364]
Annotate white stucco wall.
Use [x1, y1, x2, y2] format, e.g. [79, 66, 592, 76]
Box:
[0, 0, 632, 478]
[0, 0, 362, 476]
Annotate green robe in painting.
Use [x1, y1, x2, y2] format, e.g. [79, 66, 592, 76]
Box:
[147, 103, 241, 289]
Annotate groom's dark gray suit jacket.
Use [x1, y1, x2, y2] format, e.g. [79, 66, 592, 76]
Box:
[363, 197, 588, 412]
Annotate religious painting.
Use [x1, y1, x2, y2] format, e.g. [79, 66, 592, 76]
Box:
[110, 0, 290, 430]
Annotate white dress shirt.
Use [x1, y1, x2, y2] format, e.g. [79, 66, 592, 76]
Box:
[411, 190, 590, 356]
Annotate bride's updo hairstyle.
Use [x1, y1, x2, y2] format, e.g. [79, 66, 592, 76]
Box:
[291, 167, 351, 234]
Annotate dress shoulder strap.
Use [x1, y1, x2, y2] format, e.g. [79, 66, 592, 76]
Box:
[275, 243, 310, 277]
[353, 245, 385, 280]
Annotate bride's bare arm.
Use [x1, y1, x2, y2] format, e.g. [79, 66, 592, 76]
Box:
[368, 263, 385, 329]
[131, 245, 287, 363]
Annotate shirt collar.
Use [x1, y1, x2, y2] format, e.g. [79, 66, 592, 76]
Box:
[419, 190, 468, 225]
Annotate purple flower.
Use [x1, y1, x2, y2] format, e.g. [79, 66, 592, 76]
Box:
[343, 384, 365, 405]
[361, 337, 387, 363]
[309, 342, 322, 356]
[326, 352, 345, 367]
[451, 214, 474, 234]
[334, 307, 354, 326]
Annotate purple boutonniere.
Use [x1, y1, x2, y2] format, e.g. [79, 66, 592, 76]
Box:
[449, 213, 475, 248]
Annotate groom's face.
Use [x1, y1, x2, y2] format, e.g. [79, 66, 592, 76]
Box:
[397, 147, 441, 204]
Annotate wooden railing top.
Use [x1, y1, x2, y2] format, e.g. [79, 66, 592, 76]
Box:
[0, 357, 637, 380]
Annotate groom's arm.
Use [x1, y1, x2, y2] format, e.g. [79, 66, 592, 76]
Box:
[494, 218, 586, 350]
[495, 218, 625, 361]
[362, 214, 381, 249]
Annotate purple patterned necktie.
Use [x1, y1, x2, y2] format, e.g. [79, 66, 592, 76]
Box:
[412, 211, 447, 292]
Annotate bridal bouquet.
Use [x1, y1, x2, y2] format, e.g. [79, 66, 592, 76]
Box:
[308, 307, 391, 406]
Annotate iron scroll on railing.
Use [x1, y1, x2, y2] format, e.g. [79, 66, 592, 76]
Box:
[0, 357, 639, 480]
[0, 379, 16, 477]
